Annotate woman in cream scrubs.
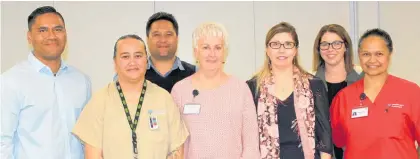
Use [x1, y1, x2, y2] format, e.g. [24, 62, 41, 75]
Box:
[72, 34, 189, 159]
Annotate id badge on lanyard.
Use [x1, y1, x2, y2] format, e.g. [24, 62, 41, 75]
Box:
[116, 80, 147, 159]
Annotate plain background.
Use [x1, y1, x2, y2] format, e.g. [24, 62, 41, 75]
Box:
[1, 1, 419, 92]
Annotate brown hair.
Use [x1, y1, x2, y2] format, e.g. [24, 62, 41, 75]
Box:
[312, 24, 354, 73]
[252, 22, 307, 92]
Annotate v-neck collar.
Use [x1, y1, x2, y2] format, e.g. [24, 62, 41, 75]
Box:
[359, 75, 391, 105]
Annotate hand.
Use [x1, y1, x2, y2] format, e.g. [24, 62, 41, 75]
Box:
[167, 145, 184, 159]
[320, 152, 331, 159]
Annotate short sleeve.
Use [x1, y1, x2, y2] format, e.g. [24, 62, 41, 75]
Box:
[72, 86, 108, 149]
[409, 84, 420, 144]
[165, 92, 189, 153]
[330, 89, 347, 148]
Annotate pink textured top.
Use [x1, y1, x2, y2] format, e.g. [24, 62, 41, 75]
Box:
[171, 76, 260, 159]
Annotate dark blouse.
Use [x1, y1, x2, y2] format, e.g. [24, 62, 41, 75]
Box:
[277, 93, 306, 159]
[326, 81, 347, 107]
[326, 81, 347, 159]
[246, 77, 333, 156]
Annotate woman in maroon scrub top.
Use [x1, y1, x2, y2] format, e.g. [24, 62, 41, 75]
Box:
[330, 28, 420, 159]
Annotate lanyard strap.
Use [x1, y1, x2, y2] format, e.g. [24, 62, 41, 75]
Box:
[116, 80, 147, 159]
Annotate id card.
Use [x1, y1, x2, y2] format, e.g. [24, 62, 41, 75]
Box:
[351, 107, 368, 118]
[183, 103, 201, 115]
[149, 115, 159, 130]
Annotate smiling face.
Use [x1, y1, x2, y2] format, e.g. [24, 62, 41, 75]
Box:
[27, 13, 67, 61]
[358, 36, 391, 77]
[319, 32, 346, 67]
[114, 38, 148, 82]
[266, 32, 297, 69]
[147, 20, 178, 61]
[194, 36, 225, 71]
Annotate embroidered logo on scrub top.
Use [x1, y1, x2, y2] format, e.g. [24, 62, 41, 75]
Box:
[388, 103, 404, 108]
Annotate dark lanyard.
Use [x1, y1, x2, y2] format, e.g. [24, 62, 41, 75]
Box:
[116, 80, 147, 159]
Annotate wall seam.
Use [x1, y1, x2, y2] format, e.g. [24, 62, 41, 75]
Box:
[252, 0, 257, 73]
[349, 1, 359, 64]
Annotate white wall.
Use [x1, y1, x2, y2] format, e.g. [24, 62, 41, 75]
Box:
[254, 1, 351, 72]
[378, 2, 420, 84]
[54, 1, 155, 91]
[1, 1, 419, 92]
[154, 1, 256, 81]
[1, 1, 54, 71]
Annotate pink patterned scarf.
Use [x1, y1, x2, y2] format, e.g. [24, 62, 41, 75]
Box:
[258, 66, 316, 159]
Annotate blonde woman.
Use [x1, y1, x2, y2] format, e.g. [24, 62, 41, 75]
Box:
[247, 22, 332, 159]
[171, 22, 260, 158]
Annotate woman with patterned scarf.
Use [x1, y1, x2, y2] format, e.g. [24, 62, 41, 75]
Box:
[247, 22, 333, 159]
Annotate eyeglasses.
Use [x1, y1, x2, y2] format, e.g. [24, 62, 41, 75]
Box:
[268, 41, 296, 49]
[319, 41, 344, 50]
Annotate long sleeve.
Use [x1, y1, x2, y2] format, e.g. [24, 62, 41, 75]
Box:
[311, 79, 333, 154]
[1, 77, 21, 159]
[241, 85, 261, 158]
[85, 77, 93, 105]
[330, 90, 347, 148]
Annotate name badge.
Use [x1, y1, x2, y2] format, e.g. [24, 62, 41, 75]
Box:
[183, 103, 201, 115]
[149, 115, 159, 130]
[351, 107, 368, 118]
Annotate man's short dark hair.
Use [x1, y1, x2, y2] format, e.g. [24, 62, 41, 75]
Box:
[28, 6, 65, 31]
[146, 12, 179, 37]
[113, 34, 147, 59]
[358, 28, 393, 53]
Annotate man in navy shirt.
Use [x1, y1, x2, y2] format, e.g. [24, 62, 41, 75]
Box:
[114, 12, 195, 92]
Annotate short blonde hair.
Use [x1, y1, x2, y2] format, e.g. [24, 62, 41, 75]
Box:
[192, 22, 229, 57]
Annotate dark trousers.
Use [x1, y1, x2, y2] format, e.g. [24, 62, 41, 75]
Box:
[333, 145, 343, 159]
